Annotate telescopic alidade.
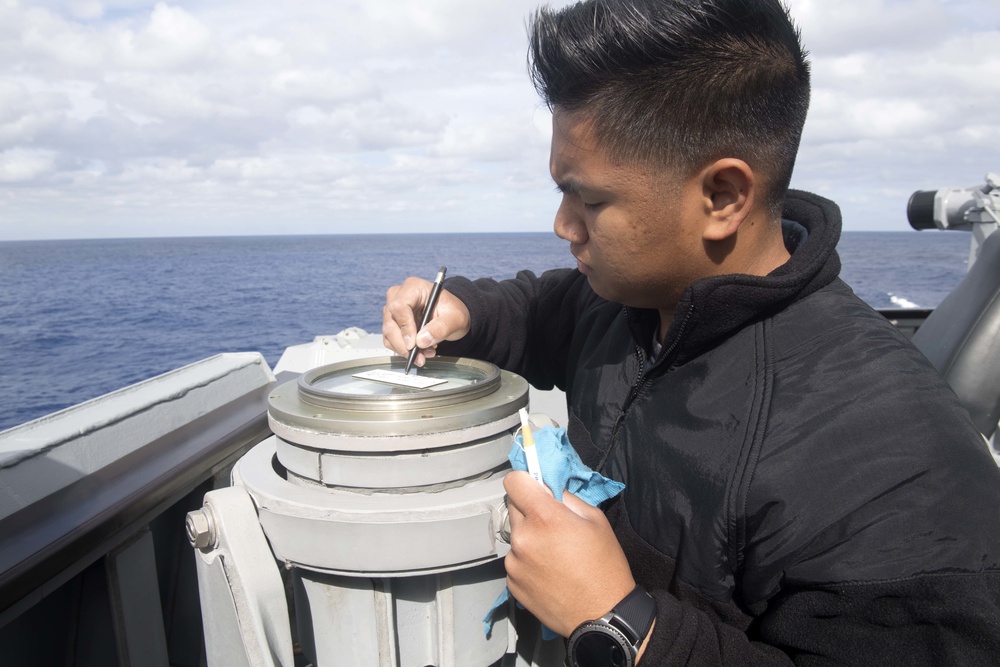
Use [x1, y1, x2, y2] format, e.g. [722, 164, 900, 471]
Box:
[908, 173, 1000, 270]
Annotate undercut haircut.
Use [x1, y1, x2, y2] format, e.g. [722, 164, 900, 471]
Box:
[529, 0, 810, 217]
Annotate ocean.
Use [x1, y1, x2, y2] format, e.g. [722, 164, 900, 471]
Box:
[0, 231, 971, 432]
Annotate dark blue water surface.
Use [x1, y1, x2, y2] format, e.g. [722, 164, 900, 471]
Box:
[0, 231, 970, 432]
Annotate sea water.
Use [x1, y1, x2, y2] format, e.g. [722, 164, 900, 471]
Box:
[0, 231, 971, 432]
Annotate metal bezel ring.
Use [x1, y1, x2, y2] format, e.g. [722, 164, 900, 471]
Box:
[297, 356, 501, 412]
[567, 619, 636, 667]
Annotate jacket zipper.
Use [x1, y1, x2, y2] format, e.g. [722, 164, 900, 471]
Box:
[597, 307, 694, 473]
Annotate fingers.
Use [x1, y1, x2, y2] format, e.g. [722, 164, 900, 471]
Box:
[382, 278, 472, 365]
[423, 289, 471, 347]
[501, 472, 635, 637]
[504, 476, 596, 543]
[382, 279, 425, 356]
[504, 470, 555, 515]
[561, 490, 602, 519]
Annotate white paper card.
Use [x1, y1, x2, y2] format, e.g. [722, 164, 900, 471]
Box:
[352, 368, 448, 389]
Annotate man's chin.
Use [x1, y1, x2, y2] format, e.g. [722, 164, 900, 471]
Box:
[584, 276, 618, 304]
[585, 278, 657, 312]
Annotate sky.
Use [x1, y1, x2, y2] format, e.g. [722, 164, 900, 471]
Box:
[0, 0, 997, 241]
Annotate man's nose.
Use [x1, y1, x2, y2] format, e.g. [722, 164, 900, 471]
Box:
[553, 198, 587, 244]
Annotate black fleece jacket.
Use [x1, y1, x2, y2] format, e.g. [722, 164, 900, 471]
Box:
[441, 190, 1000, 665]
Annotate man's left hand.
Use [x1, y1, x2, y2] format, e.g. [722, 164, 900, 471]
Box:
[503, 470, 636, 637]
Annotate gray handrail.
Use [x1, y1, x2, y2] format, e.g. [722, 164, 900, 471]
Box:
[0, 373, 293, 627]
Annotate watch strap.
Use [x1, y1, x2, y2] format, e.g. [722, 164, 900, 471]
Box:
[610, 586, 656, 646]
[566, 586, 658, 667]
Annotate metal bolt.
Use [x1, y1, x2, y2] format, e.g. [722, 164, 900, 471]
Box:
[186, 508, 217, 549]
[498, 503, 511, 544]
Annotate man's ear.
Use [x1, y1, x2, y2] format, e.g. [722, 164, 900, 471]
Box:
[700, 159, 755, 242]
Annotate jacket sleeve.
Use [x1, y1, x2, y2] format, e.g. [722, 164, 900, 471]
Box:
[437, 268, 601, 391]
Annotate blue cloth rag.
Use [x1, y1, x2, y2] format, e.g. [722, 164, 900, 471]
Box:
[483, 425, 626, 637]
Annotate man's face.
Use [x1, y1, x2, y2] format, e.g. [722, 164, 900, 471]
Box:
[549, 109, 704, 313]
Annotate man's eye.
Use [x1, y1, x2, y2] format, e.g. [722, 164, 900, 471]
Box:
[582, 201, 603, 212]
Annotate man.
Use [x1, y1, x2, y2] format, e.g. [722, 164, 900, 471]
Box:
[383, 0, 1000, 663]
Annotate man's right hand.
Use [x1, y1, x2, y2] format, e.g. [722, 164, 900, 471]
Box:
[382, 277, 471, 368]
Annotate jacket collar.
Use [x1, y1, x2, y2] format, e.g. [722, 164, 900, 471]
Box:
[626, 189, 843, 367]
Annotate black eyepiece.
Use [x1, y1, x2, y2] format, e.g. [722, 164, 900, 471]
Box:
[907, 190, 938, 230]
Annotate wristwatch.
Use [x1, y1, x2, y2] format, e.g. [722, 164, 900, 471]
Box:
[566, 586, 657, 667]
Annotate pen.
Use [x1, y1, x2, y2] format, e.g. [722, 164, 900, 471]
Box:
[404, 266, 447, 375]
[519, 408, 545, 487]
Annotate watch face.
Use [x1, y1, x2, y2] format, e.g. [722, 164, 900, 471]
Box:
[572, 631, 631, 667]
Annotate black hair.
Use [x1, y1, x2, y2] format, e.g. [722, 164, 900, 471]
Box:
[529, 0, 810, 216]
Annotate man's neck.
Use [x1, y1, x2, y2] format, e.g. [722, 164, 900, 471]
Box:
[743, 224, 792, 276]
[657, 310, 673, 345]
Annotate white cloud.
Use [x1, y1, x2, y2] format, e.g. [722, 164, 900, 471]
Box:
[787, 0, 956, 54]
[0, 148, 57, 182]
[69, 0, 103, 20]
[787, 0, 1000, 229]
[269, 70, 378, 105]
[430, 111, 551, 169]
[0, 80, 71, 145]
[113, 3, 212, 70]
[0, 0, 996, 239]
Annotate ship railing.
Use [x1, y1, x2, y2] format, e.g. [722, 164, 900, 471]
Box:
[0, 353, 288, 666]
